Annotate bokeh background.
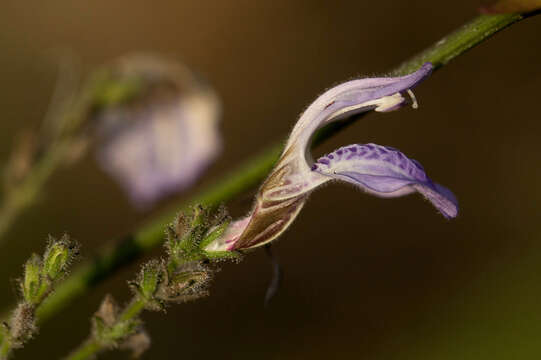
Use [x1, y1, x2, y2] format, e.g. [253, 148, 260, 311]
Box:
[1, 1, 541, 359]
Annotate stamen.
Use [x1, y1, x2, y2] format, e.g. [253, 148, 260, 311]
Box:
[407, 89, 418, 109]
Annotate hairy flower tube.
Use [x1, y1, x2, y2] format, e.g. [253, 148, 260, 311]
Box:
[94, 55, 221, 209]
[205, 63, 458, 252]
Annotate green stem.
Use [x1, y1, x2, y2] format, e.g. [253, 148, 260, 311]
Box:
[64, 340, 101, 360]
[118, 299, 146, 323]
[1, 12, 534, 329]
[392, 14, 524, 75]
[0, 336, 10, 360]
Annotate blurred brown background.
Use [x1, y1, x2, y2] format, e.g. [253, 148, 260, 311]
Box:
[1, 1, 541, 359]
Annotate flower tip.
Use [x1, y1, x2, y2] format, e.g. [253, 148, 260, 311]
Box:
[434, 182, 459, 219]
[417, 182, 458, 220]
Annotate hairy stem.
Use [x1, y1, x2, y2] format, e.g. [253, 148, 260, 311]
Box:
[118, 299, 146, 324]
[1, 12, 535, 329]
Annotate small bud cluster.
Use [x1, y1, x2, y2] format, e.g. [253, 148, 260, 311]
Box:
[21, 235, 79, 306]
[69, 205, 240, 359]
[167, 205, 240, 263]
[0, 235, 78, 360]
[91, 295, 140, 351]
[130, 205, 240, 312]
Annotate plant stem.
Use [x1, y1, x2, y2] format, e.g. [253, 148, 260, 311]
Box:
[118, 299, 146, 323]
[64, 340, 101, 360]
[1, 12, 535, 329]
[0, 337, 10, 360]
[392, 14, 524, 75]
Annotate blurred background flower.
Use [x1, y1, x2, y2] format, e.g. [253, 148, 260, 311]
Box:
[92, 55, 221, 209]
[0, 53, 221, 246]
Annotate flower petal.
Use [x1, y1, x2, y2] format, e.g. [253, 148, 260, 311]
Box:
[286, 63, 433, 154]
[312, 143, 458, 218]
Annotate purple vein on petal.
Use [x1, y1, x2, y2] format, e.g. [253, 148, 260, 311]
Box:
[312, 143, 458, 218]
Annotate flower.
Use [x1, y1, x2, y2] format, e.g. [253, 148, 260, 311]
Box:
[205, 63, 457, 252]
[94, 55, 221, 209]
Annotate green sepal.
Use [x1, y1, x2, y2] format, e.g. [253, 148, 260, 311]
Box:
[189, 205, 207, 229]
[203, 249, 243, 261]
[42, 235, 77, 281]
[108, 319, 140, 344]
[198, 218, 231, 251]
[138, 261, 162, 300]
[92, 316, 108, 342]
[22, 254, 43, 305]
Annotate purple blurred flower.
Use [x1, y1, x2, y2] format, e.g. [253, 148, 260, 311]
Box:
[95, 55, 221, 209]
[205, 62, 457, 252]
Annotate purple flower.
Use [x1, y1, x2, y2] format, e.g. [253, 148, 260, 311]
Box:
[95, 55, 221, 209]
[205, 63, 458, 252]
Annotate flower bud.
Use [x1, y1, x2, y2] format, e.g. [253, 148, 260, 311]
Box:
[139, 261, 162, 300]
[91, 294, 140, 346]
[94, 294, 118, 328]
[129, 261, 165, 312]
[157, 264, 210, 303]
[42, 235, 77, 281]
[22, 254, 43, 305]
